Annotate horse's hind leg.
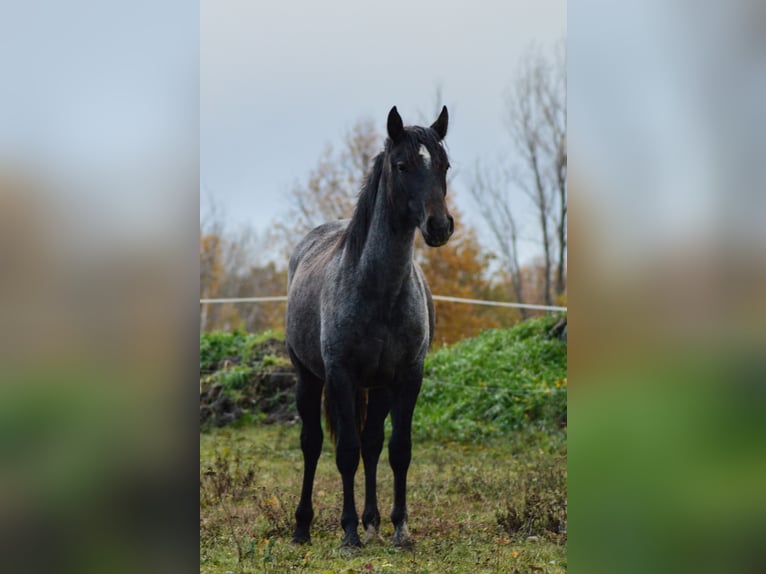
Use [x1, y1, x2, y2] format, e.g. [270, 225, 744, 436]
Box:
[388, 366, 423, 548]
[361, 387, 390, 543]
[290, 351, 324, 544]
[326, 368, 363, 548]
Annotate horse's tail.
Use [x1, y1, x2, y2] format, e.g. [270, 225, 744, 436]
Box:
[322, 386, 368, 447]
[357, 388, 369, 438]
[322, 387, 334, 442]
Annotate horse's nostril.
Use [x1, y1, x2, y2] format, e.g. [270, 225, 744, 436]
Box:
[427, 216, 453, 239]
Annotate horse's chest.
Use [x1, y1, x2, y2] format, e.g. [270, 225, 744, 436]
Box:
[336, 316, 426, 387]
[347, 336, 395, 385]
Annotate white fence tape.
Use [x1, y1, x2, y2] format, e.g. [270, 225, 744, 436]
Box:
[200, 295, 566, 312]
[431, 296, 566, 312]
[200, 296, 288, 304]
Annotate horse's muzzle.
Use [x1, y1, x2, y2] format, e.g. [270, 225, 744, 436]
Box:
[423, 214, 454, 246]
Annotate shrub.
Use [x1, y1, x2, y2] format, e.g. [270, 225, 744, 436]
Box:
[199, 316, 567, 441]
[415, 314, 567, 441]
[200, 330, 294, 429]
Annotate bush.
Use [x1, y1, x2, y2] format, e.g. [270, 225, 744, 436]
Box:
[199, 316, 567, 441]
[200, 330, 295, 429]
[415, 314, 567, 441]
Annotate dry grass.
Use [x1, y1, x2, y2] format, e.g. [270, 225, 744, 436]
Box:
[200, 424, 566, 573]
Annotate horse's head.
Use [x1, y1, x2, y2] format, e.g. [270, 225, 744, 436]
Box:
[385, 106, 454, 247]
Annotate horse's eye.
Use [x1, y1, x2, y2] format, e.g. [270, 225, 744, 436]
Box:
[396, 162, 407, 172]
[446, 163, 451, 171]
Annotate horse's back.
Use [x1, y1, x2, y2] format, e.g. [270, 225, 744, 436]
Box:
[286, 220, 348, 379]
[288, 220, 347, 285]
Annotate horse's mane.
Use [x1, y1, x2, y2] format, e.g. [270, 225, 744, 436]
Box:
[338, 151, 386, 261]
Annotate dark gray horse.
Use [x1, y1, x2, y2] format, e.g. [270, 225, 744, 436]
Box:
[286, 106, 453, 548]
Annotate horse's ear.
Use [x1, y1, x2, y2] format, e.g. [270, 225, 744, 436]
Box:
[387, 106, 405, 143]
[431, 105, 449, 140]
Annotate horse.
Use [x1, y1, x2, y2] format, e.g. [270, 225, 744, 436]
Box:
[285, 105, 453, 549]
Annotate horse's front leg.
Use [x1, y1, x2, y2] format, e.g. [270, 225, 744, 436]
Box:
[361, 387, 390, 544]
[388, 365, 423, 548]
[327, 367, 362, 548]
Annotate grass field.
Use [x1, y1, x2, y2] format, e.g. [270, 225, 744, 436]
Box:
[200, 317, 567, 572]
[200, 424, 566, 574]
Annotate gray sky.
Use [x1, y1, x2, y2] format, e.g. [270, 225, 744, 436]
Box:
[201, 0, 566, 262]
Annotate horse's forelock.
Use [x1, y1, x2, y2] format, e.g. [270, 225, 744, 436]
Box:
[399, 127, 447, 167]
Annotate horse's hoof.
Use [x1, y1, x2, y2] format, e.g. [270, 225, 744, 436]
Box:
[392, 523, 414, 550]
[291, 532, 311, 545]
[393, 536, 414, 550]
[364, 524, 385, 545]
[340, 532, 362, 550]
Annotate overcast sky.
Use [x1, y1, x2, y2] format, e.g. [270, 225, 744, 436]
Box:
[201, 0, 566, 262]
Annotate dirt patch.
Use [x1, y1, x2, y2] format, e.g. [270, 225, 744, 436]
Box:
[200, 338, 298, 429]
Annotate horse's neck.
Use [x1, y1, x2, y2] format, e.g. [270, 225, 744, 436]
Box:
[353, 197, 415, 299]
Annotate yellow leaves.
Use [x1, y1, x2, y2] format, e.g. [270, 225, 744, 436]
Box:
[199, 232, 225, 296]
[264, 495, 281, 511]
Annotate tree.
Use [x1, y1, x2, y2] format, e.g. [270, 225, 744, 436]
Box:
[506, 40, 567, 305]
[273, 118, 380, 253]
[469, 40, 567, 308]
[199, 230, 225, 331]
[416, 201, 503, 345]
[468, 160, 527, 316]
[200, 199, 287, 333]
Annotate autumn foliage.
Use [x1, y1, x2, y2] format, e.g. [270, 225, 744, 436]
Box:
[417, 200, 509, 345]
[200, 229, 286, 333]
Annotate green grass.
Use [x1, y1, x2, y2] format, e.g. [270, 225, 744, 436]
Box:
[200, 329, 293, 428]
[417, 314, 567, 441]
[200, 315, 567, 439]
[200, 425, 566, 574]
[200, 329, 285, 374]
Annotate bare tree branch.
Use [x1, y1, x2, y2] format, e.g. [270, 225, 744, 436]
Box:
[504, 41, 567, 305]
[468, 159, 527, 317]
[273, 119, 382, 256]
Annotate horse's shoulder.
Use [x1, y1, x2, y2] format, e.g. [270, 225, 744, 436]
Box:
[410, 261, 435, 346]
[410, 262, 432, 299]
[289, 220, 349, 279]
